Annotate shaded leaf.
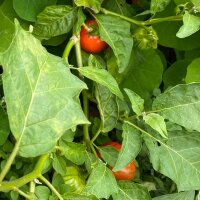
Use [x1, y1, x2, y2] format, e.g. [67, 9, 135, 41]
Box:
[99, 146, 119, 167]
[185, 57, 200, 83]
[112, 181, 151, 200]
[113, 121, 141, 171]
[153, 83, 200, 132]
[95, 14, 133, 73]
[74, 8, 86, 36]
[144, 130, 200, 191]
[176, 11, 200, 38]
[52, 155, 67, 175]
[77, 66, 123, 99]
[95, 84, 119, 132]
[151, 0, 171, 14]
[153, 191, 195, 200]
[0, 107, 10, 146]
[124, 88, 144, 116]
[34, 5, 77, 39]
[35, 186, 51, 200]
[143, 113, 167, 138]
[60, 141, 86, 165]
[13, 0, 57, 22]
[83, 161, 118, 199]
[74, 0, 104, 13]
[1, 21, 88, 157]
[63, 193, 98, 200]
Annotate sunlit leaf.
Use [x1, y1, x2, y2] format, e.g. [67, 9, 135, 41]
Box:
[151, 0, 171, 14]
[153, 83, 200, 132]
[113, 121, 141, 171]
[1, 21, 88, 157]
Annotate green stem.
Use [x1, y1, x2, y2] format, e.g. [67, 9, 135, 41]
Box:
[0, 135, 23, 182]
[74, 36, 91, 150]
[91, 124, 102, 143]
[62, 37, 77, 60]
[39, 175, 63, 200]
[101, 8, 182, 26]
[14, 187, 33, 200]
[101, 8, 145, 27]
[29, 181, 35, 194]
[0, 154, 48, 192]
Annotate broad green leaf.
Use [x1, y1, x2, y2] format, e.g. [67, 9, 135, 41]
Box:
[124, 88, 144, 116]
[60, 129, 75, 143]
[74, 0, 104, 13]
[95, 84, 119, 132]
[153, 83, 200, 132]
[0, 8, 14, 52]
[60, 141, 86, 165]
[151, 0, 171, 14]
[35, 186, 51, 200]
[0, 107, 10, 146]
[33, 5, 77, 40]
[52, 156, 67, 175]
[95, 15, 133, 73]
[102, 0, 135, 17]
[143, 113, 167, 138]
[84, 151, 99, 173]
[112, 181, 151, 200]
[163, 60, 190, 88]
[13, 0, 57, 22]
[176, 11, 200, 38]
[121, 49, 163, 101]
[88, 54, 106, 69]
[153, 191, 195, 200]
[83, 161, 118, 199]
[113, 121, 141, 171]
[144, 130, 200, 191]
[152, 2, 200, 50]
[1, 21, 88, 157]
[77, 66, 123, 99]
[99, 146, 119, 167]
[63, 194, 98, 200]
[185, 57, 200, 83]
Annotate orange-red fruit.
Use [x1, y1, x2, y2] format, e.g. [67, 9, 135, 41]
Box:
[102, 141, 136, 181]
[80, 20, 108, 53]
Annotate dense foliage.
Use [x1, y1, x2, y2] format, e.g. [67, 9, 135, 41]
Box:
[0, 0, 200, 199]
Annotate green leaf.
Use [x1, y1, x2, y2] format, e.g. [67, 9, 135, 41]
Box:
[113, 121, 141, 171]
[163, 60, 190, 88]
[0, 8, 15, 52]
[144, 130, 200, 191]
[121, 49, 163, 101]
[124, 88, 144, 116]
[52, 155, 67, 175]
[0, 107, 10, 146]
[74, 0, 103, 13]
[77, 66, 123, 99]
[60, 141, 86, 165]
[33, 5, 77, 40]
[153, 191, 195, 200]
[95, 84, 119, 132]
[13, 0, 57, 22]
[83, 161, 118, 199]
[143, 113, 167, 138]
[74, 8, 86, 36]
[112, 181, 151, 200]
[63, 194, 98, 200]
[102, 0, 135, 17]
[152, 83, 200, 132]
[95, 14, 133, 73]
[150, 0, 171, 14]
[176, 12, 200, 38]
[185, 57, 200, 83]
[35, 186, 51, 200]
[99, 146, 119, 167]
[1, 21, 88, 157]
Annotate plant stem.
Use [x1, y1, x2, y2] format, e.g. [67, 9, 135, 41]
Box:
[62, 36, 77, 60]
[101, 8, 182, 26]
[0, 154, 48, 192]
[39, 175, 63, 200]
[91, 124, 102, 143]
[14, 187, 33, 200]
[74, 36, 91, 150]
[0, 135, 22, 182]
[29, 181, 35, 194]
